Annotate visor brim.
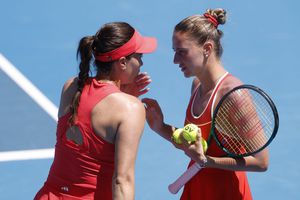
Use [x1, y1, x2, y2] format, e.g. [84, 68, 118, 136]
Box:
[136, 37, 157, 54]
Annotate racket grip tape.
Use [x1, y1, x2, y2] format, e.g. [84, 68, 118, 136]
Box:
[168, 162, 202, 194]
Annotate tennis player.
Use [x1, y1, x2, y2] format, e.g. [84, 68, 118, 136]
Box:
[142, 9, 268, 200]
[34, 22, 157, 200]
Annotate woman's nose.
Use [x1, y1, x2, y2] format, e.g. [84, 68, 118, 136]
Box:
[173, 53, 179, 64]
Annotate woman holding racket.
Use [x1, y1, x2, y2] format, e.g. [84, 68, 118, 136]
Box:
[143, 9, 269, 200]
[34, 22, 157, 200]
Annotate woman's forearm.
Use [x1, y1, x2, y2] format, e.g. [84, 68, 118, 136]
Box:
[204, 149, 269, 172]
[155, 123, 176, 142]
[112, 174, 135, 200]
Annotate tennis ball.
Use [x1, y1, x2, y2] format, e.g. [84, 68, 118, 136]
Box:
[201, 138, 208, 153]
[172, 128, 183, 144]
[182, 124, 198, 143]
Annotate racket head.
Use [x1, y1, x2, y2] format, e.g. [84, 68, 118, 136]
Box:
[211, 85, 279, 157]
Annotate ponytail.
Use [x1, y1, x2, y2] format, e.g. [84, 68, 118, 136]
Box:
[69, 36, 94, 125]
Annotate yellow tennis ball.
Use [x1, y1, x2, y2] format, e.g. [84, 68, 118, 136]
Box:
[172, 128, 183, 144]
[201, 138, 208, 153]
[182, 124, 198, 143]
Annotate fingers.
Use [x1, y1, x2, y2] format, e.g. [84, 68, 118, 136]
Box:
[135, 72, 151, 86]
[134, 72, 151, 96]
[136, 72, 150, 80]
[180, 132, 190, 147]
[142, 98, 158, 115]
[195, 128, 202, 144]
[141, 98, 157, 108]
[138, 88, 150, 96]
[176, 127, 206, 162]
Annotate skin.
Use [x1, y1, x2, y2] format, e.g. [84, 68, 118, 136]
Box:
[119, 54, 152, 97]
[58, 53, 147, 200]
[142, 31, 269, 172]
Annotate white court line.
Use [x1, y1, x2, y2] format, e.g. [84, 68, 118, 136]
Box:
[0, 149, 55, 162]
[0, 54, 58, 121]
[0, 53, 57, 162]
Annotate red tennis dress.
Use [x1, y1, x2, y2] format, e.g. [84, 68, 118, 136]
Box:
[34, 78, 121, 200]
[180, 73, 253, 200]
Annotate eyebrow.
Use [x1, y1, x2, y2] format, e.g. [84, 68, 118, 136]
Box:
[173, 47, 188, 51]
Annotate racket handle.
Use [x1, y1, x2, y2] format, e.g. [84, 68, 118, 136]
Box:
[168, 162, 202, 194]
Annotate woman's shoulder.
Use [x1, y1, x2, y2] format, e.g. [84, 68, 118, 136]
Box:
[62, 77, 78, 92]
[92, 92, 145, 126]
[107, 92, 145, 112]
[60, 77, 80, 102]
[58, 77, 78, 117]
[219, 74, 243, 94]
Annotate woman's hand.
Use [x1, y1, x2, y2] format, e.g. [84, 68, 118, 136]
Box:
[121, 72, 151, 97]
[141, 98, 164, 133]
[179, 128, 207, 165]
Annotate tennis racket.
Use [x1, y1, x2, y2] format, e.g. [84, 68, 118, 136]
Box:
[168, 84, 279, 194]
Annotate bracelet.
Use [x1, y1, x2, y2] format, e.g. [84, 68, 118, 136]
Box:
[199, 157, 208, 168]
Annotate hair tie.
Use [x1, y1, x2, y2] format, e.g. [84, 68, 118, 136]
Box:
[203, 13, 218, 28]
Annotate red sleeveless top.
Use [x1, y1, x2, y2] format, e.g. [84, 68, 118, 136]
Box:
[35, 78, 121, 200]
[180, 73, 253, 200]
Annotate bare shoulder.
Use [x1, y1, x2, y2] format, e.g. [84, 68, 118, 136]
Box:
[213, 75, 243, 108]
[108, 92, 145, 116]
[91, 92, 145, 144]
[58, 77, 78, 117]
[92, 92, 145, 122]
[218, 75, 243, 96]
[91, 92, 146, 139]
[62, 77, 78, 94]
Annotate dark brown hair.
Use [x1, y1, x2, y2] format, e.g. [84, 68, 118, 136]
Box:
[69, 22, 135, 124]
[174, 8, 227, 58]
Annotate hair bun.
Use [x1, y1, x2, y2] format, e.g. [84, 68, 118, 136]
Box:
[206, 8, 227, 25]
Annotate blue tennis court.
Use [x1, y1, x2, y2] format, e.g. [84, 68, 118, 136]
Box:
[1, 0, 299, 199]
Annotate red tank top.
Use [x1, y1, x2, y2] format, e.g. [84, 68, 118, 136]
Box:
[42, 78, 121, 199]
[180, 73, 253, 200]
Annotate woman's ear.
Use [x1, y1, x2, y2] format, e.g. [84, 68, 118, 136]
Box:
[118, 57, 127, 70]
[203, 42, 213, 57]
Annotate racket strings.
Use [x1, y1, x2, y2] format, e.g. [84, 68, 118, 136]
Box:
[220, 91, 270, 149]
[217, 93, 257, 152]
[214, 88, 275, 155]
[216, 105, 254, 154]
[251, 92, 274, 130]
[249, 91, 275, 136]
[215, 110, 253, 154]
[228, 91, 272, 151]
